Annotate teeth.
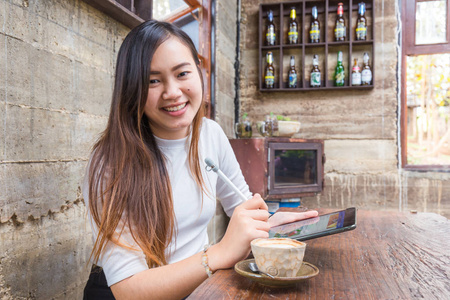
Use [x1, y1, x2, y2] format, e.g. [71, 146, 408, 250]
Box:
[163, 103, 186, 112]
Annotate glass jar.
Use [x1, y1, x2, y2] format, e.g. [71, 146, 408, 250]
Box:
[235, 113, 253, 138]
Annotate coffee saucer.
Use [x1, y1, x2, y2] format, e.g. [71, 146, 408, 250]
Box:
[234, 259, 319, 288]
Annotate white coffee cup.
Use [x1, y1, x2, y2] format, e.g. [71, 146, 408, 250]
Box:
[251, 238, 306, 277]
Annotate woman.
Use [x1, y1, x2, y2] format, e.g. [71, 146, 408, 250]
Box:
[83, 20, 317, 299]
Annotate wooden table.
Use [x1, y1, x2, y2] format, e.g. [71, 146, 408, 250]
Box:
[188, 210, 450, 299]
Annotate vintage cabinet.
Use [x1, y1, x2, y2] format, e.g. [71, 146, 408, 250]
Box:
[230, 138, 325, 200]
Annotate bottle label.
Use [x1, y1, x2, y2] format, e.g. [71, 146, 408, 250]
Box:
[335, 23, 346, 40]
[289, 73, 297, 87]
[335, 71, 345, 85]
[356, 22, 367, 40]
[266, 27, 276, 45]
[361, 69, 372, 84]
[265, 70, 275, 87]
[288, 28, 298, 44]
[311, 72, 321, 86]
[352, 73, 362, 85]
[310, 24, 320, 41]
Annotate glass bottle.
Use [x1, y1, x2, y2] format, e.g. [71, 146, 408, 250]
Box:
[264, 52, 275, 89]
[310, 54, 321, 87]
[264, 113, 279, 137]
[361, 52, 372, 85]
[335, 51, 345, 86]
[235, 113, 252, 138]
[334, 3, 346, 41]
[288, 56, 297, 88]
[288, 7, 299, 44]
[309, 6, 320, 43]
[356, 2, 367, 41]
[351, 58, 361, 86]
[266, 10, 276, 46]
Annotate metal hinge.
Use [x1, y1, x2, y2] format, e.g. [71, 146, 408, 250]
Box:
[268, 175, 270, 190]
[267, 148, 270, 162]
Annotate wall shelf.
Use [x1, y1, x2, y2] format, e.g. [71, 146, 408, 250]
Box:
[259, 0, 375, 91]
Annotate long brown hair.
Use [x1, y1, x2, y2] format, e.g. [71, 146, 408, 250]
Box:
[88, 20, 206, 267]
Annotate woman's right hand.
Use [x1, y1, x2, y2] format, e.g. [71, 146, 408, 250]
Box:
[208, 194, 270, 271]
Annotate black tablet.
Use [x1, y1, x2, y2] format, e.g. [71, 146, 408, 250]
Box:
[269, 207, 357, 241]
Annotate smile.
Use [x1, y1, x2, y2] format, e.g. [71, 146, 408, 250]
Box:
[163, 103, 187, 112]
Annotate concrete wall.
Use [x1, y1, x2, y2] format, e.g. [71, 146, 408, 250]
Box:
[0, 0, 129, 298]
[214, 0, 238, 136]
[238, 0, 450, 217]
[207, 0, 239, 244]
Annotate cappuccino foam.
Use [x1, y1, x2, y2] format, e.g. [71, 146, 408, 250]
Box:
[264, 244, 296, 249]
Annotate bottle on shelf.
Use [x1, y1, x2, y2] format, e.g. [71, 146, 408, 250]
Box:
[288, 56, 297, 88]
[309, 6, 320, 43]
[334, 2, 346, 41]
[288, 7, 299, 44]
[335, 51, 345, 86]
[266, 10, 276, 46]
[361, 52, 372, 85]
[264, 52, 275, 89]
[351, 58, 361, 86]
[356, 2, 367, 41]
[310, 54, 321, 87]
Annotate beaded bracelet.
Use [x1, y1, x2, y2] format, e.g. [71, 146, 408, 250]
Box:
[201, 244, 213, 278]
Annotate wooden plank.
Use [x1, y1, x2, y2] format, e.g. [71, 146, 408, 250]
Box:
[82, 0, 144, 28]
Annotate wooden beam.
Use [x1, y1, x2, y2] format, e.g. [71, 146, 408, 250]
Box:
[184, 0, 201, 9]
[82, 0, 145, 29]
[165, 6, 197, 23]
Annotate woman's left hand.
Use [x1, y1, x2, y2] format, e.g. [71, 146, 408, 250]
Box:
[268, 210, 319, 228]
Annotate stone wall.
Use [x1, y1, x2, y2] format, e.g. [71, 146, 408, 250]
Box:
[238, 0, 450, 217]
[0, 0, 129, 298]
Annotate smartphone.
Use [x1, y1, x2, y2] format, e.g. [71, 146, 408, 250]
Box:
[269, 207, 357, 241]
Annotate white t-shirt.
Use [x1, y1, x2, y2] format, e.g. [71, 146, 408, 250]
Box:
[83, 118, 252, 286]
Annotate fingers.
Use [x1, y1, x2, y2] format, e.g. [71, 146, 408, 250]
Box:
[254, 220, 271, 232]
[268, 210, 320, 228]
[242, 193, 268, 211]
[246, 209, 270, 221]
[284, 211, 319, 222]
[302, 210, 319, 218]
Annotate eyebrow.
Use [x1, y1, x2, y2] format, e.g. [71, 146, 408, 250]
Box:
[150, 62, 192, 74]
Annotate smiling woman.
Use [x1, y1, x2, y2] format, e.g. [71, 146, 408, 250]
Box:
[82, 20, 316, 300]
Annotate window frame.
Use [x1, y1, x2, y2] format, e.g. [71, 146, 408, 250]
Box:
[401, 0, 450, 171]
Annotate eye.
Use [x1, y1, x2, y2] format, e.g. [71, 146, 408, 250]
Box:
[178, 71, 190, 78]
[149, 79, 160, 84]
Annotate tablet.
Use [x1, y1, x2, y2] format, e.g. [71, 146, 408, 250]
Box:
[269, 207, 357, 241]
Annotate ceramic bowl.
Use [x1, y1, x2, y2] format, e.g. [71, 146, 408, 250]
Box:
[278, 121, 301, 137]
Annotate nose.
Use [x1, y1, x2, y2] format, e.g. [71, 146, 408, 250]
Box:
[162, 79, 182, 101]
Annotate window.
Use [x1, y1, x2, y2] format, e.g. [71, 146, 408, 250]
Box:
[402, 0, 450, 170]
[82, 0, 214, 117]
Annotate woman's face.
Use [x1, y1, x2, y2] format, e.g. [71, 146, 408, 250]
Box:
[144, 37, 203, 140]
